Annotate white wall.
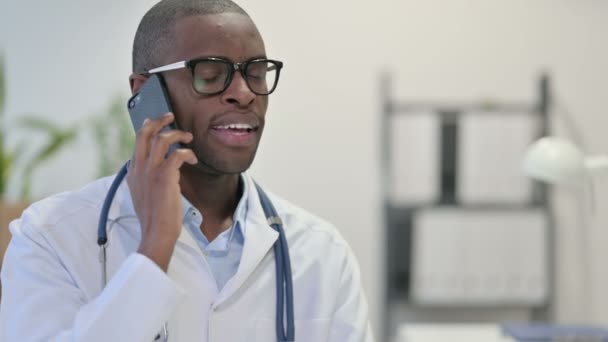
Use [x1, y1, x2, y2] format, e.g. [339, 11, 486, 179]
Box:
[3, 0, 608, 338]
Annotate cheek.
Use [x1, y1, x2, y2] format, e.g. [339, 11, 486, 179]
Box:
[164, 75, 195, 126]
[169, 88, 215, 132]
[257, 97, 269, 119]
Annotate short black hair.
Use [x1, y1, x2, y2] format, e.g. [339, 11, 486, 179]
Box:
[132, 0, 248, 73]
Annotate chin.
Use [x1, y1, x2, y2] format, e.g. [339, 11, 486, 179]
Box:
[189, 155, 255, 176]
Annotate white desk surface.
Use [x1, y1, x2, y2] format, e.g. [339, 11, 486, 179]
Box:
[396, 323, 515, 342]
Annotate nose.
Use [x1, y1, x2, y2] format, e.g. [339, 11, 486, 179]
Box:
[221, 72, 256, 107]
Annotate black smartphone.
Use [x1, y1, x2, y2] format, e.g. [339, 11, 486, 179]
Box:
[127, 74, 181, 155]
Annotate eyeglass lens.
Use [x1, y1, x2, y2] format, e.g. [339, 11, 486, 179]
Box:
[192, 60, 279, 95]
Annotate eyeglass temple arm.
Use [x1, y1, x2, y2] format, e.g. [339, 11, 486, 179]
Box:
[147, 61, 188, 74]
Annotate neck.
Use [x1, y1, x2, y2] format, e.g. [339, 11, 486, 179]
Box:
[179, 165, 242, 241]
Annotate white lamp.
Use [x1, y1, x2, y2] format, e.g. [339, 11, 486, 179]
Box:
[522, 136, 606, 323]
[523, 136, 608, 186]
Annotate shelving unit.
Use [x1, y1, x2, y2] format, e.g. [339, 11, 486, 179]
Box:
[379, 74, 554, 341]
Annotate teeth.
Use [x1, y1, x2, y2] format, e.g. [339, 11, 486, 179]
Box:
[216, 123, 254, 130]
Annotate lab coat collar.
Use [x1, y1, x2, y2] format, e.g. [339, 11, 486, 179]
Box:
[215, 174, 279, 305]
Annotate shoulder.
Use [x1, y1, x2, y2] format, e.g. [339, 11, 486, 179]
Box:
[254, 184, 364, 289]
[257, 185, 354, 261]
[13, 176, 116, 236]
[276, 194, 343, 236]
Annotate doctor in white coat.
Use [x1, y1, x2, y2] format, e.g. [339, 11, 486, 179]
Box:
[0, 0, 374, 341]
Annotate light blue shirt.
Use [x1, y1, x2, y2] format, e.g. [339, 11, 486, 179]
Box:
[180, 176, 248, 292]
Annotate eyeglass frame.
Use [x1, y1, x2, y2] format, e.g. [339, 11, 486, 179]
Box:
[143, 57, 284, 96]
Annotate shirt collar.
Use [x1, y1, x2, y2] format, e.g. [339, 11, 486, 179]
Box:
[180, 174, 249, 239]
[106, 173, 253, 245]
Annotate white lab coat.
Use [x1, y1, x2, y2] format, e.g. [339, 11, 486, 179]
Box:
[0, 173, 374, 342]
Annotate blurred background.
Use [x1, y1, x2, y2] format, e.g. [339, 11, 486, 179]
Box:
[2, 0, 608, 341]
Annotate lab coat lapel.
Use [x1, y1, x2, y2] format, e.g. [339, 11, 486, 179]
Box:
[215, 176, 279, 305]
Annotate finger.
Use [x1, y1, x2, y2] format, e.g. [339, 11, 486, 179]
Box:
[164, 148, 198, 172]
[132, 113, 175, 171]
[148, 130, 194, 167]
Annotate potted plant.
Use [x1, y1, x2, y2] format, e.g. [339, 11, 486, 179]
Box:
[0, 55, 78, 266]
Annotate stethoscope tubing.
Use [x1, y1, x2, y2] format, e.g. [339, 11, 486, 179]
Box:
[97, 161, 295, 341]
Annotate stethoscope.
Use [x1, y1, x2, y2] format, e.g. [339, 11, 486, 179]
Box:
[97, 161, 295, 341]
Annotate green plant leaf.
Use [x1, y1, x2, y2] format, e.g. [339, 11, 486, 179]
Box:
[1, 140, 26, 197]
[0, 54, 5, 114]
[0, 128, 13, 196]
[0, 150, 9, 196]
[89, 94, 134, 177]
[0, 55, 8, 195]
[19, 116, 63, 134]
[20, 125, 78, 200]
[90, 115, 112, 177]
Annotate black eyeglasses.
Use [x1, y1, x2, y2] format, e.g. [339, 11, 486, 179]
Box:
[145, 57, 283, 96]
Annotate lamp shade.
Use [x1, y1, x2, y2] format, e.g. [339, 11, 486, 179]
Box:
[522, 137, 586, 185]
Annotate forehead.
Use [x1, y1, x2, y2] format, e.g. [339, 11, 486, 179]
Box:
[168, 13, 266, 63]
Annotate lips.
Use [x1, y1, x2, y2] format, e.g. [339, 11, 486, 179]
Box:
[209, 122, 260, 147]
[212, 123, 257, 132]
[205, 111, 261, 147]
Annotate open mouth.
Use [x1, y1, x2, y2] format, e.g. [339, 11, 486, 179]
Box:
[209, 123, 259, 146]
[211, 123, 258, 135]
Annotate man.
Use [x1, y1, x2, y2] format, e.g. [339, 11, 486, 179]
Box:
[0, 0, 374, 341]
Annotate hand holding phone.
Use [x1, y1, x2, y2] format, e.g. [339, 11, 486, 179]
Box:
[126, 74, 197, 272]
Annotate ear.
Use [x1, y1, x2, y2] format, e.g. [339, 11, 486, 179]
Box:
[129, 73, 148, 94]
